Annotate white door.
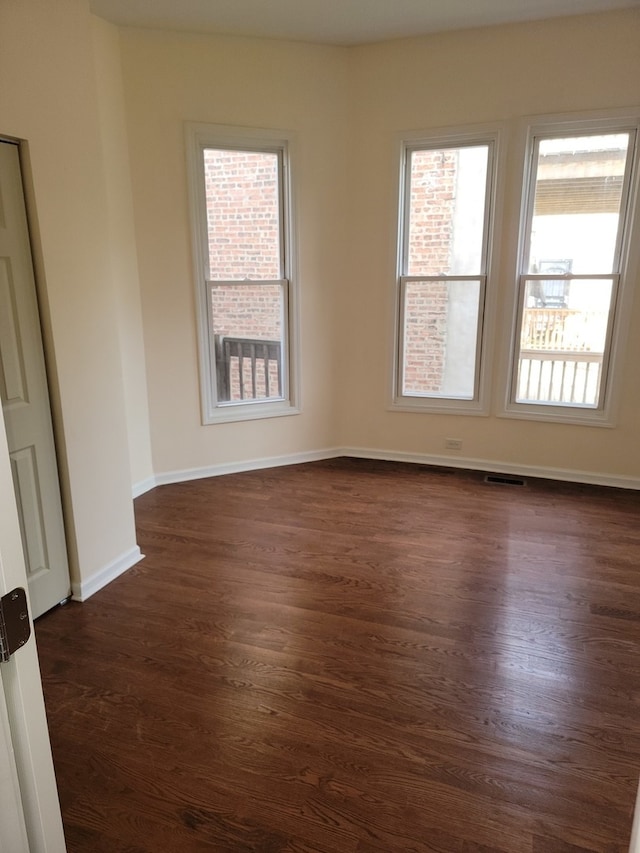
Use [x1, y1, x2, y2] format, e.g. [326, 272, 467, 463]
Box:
[0, 392, 66, 851]
[0, 140, 70, 619]
[0, 677, 29, 852]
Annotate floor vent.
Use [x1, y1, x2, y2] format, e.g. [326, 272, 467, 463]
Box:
[484, 474, 526, 487]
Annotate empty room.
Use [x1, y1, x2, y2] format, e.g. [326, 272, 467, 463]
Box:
[1, 0, 640, 851]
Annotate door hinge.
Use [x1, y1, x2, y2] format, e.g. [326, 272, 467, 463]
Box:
[0, 588, 31, 663]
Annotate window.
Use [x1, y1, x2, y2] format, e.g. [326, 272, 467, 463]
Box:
[186, 124, 298, 423]
[394, 132, 498, 413]
[508, 118, 639, 422]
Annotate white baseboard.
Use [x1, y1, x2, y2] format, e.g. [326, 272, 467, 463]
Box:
[71, 545, 145, 602]
[133, 475, 157, 498]
[110, 445, 635, 612]
[147, 445, 640, 493]
[341, 446, 640, 491]
[154, 447, 342, 487]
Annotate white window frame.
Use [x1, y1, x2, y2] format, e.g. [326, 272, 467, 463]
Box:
[391, 126, 502, 415]
[503, 111, 640, 427]
[185, 122, 300, 424]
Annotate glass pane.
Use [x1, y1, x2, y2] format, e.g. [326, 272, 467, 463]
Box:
[407, 145, 489, 276]
[211, 283, 284, 402]
[528, 134, 629, 275]
[402, 280, 480, 399]
[204, 149, 281, 280]
[516, 278, 613, 407]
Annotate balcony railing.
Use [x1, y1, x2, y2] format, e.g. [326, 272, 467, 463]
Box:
[215, 335, 282, 402]
[518, 308, 604, 405]
[214, 310, 604, 407]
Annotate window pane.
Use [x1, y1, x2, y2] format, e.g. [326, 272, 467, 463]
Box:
[516, 278, 613, 406]
[528, 134, 629, 275]
[204, 149, 281, 280]
[407, 145, 489, 276]
[211, 283, 284, 402]
[402, 280, 480, 399]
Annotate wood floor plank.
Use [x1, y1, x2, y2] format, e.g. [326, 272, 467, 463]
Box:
[35, 459, 640, 852]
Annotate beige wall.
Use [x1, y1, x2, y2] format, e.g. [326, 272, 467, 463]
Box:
[120, 10, 640, 485]
[0, 0, 140, 586]
[119, 28, 350, 475]
[91, 17, 154, 488]
[341, 9, 640, 480]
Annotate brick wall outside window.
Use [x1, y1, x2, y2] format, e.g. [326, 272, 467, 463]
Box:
[205, 148, 281, 282]
[204, 147, 458, 399]
[403, 150, 457, 394]
[205, 149, 284, 400]
[205, 148, 282, 341]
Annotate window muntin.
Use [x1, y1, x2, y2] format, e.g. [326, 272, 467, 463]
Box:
[187, 125, 297, 423]
[396, 139, 495, 408]
[511, 127, 636, 414]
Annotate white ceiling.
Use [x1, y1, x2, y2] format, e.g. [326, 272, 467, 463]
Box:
[89, 0, 640, 46]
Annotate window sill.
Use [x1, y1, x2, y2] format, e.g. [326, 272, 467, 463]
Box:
[499, 402, 615, 428]
[390, 398, 489, 416]
[203, 401, 300, 426]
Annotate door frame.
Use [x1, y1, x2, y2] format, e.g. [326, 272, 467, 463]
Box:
[0, 137, 72, 619]
[0, 397, 65, 851]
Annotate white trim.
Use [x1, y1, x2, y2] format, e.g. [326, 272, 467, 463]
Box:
[71, 546, 145, 602]
[339, 446, 640, 491]
[194, 400, 301, 425]
[389, 401, 490, 417]
[132, 476, 157, 499]
[497, 405, 617, 428]
[154, 448, 342, 487]
[630, 778, 640, 852]
[391, 124, 505, 416]
[184, 122, 300, 425]
[146, 445, 640, 492]
[503, 108, 640, 426]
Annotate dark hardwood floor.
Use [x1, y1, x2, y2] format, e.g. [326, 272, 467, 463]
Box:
[35, 458, 640, 852]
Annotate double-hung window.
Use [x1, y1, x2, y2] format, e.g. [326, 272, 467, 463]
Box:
[507, 117, 639, 423]
[186, 124, 298, 423]
[394, 132, 498, 413]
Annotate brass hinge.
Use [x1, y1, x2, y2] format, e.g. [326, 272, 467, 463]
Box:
[0, 588, 31, 663]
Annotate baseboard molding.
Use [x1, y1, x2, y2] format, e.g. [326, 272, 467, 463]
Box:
[146, 445, 640, 493]
[71, 545, 145, 602]
[133, 475, 157, 498]
[154, 447, 342, 487]
[341, 446, 640, 491]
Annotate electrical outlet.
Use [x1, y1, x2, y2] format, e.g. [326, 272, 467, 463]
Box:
[444, 438, 463, 451]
